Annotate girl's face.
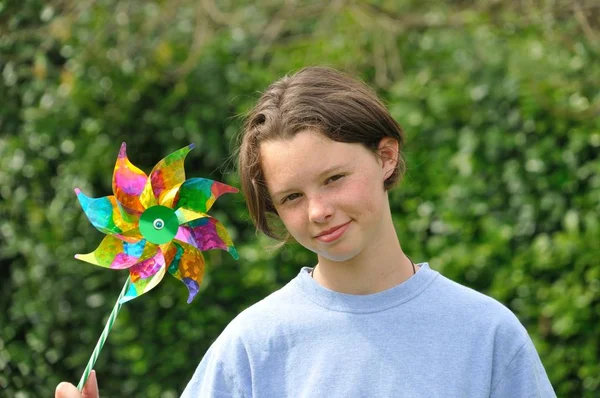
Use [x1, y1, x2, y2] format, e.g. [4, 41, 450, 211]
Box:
[260, 130, 397, 263]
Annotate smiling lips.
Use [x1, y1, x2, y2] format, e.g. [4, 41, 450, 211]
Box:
[314, 221, 351, 243]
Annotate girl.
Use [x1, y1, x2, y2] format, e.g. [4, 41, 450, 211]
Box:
[57, 67, 555, 397]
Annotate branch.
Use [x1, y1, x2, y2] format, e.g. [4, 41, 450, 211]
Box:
[172, 6, 213, 79]
[573, 0, 598, 45]
[201, 0, 239, 26]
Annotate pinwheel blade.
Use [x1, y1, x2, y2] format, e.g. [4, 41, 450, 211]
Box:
[175, 216, 238, 260]
[112, 142, 147, 215]
[114, 227, 144, 243]
[166, 241, 205, 303]
[173, 178, 238, 214]
[121, 247, 167, 302]
[174, 207, 208, 225]
[74, 190, 138, 236]
[158, 184, 182, 209]
[139, 144, 195, 209]
[75, 236, 153, 269]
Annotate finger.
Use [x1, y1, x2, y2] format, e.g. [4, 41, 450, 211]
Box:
[82, 370, 100, 398]
[55, 382, 81, 398]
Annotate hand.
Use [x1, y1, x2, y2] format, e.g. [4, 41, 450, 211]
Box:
[55, 370, 99, 398]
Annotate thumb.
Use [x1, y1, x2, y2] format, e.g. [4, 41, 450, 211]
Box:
[82, 370, 100, 398]
[55, 370, 99, 398]
[55, 382, 81, 398]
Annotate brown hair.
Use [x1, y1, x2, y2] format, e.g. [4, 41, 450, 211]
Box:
[238, 66, 407, 241]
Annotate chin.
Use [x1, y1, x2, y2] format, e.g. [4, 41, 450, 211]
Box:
[316, 245, 362, 263]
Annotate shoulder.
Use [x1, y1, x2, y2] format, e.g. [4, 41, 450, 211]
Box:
[426, 270, 554, 392]
[213, 276, 305, 348]
[181, 280, 305, 396]
[428, 271, 530, 342]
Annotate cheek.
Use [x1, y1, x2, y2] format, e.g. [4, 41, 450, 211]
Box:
[344, 177, 384, 217]
[277, 207, 307, 236]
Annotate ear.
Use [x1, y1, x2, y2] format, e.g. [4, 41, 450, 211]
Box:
[376, 137, 399, 179]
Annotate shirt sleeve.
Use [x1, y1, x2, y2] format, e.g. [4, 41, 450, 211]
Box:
[180, 331, 252, 398]
[491, 338, 556, 398]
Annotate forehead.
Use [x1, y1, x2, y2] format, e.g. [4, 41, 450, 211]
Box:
[259, 130, 370, 191]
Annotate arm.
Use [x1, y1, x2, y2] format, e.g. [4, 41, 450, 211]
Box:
[181, 330, 252, 398]
[491, 339, 556, 398]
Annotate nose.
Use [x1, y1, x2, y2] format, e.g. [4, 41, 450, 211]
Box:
[308, 194, 333, 224]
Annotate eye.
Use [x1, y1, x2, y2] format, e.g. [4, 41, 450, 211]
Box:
[281, 192, 302, 204]
[325, 174, 344, 184]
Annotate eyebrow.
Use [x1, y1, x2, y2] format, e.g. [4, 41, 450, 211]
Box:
[270, 164, 347, 199]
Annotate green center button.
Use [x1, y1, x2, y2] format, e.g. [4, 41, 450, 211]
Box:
[139, 205, 179, 244]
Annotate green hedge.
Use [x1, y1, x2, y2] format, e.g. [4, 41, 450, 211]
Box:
[1, 1, 598, 396]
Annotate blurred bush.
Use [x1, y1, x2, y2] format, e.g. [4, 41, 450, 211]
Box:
[1, 0, 598, 396]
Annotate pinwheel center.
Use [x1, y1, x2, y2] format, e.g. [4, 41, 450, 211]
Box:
[153, 219, 164, 229]
[139, 205, 178, 244]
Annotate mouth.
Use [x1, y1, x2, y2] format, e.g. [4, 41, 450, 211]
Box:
[314, 221, 351, 242]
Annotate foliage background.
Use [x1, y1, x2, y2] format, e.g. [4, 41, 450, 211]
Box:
[1, 0, 599, 396]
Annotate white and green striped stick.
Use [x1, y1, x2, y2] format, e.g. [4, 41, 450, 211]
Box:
[77, 276, 131, 391]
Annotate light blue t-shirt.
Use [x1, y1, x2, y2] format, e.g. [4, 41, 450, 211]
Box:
[182, 263, 555, 397]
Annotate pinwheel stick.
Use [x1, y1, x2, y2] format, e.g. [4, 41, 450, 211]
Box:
[77, 276, 131, 391]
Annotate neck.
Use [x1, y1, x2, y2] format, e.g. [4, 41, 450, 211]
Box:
[312, 220, 418, 295]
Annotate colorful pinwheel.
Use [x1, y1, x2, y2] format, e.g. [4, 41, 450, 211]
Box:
[75, 142, 239, 303]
